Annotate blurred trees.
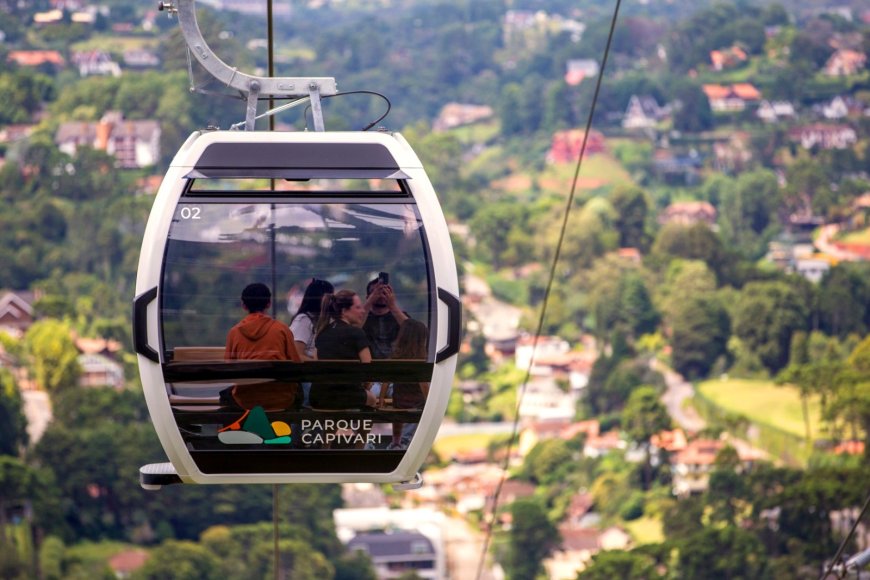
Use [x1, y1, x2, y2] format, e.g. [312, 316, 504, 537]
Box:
[0, 369, 27, 456]
[23, 320, 80, 393]
[732, 281, 810, 374]
[505, 499, 559, 580]
[670, 295, 730, 379]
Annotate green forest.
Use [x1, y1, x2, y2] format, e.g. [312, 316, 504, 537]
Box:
[1, 0, 870, 578]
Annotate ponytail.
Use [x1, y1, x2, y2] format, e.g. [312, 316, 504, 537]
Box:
[315, 290, 358, 336]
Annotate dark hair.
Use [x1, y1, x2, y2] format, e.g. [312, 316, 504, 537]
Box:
[295, 278, 334, 320]
[366, 277, 380, 296]
[315, 290, 358, 335]
[392, 319, 428, 359]
[241, 283, 271, 313]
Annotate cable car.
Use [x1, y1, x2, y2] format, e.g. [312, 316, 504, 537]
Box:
[134, 129, 460, 489]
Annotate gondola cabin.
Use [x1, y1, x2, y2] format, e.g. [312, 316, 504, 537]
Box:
[134, 130, 460, 488]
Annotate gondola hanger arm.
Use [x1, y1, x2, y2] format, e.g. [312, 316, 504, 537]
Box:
[159, 0, 336, 129]
[160, 0, 337, 98]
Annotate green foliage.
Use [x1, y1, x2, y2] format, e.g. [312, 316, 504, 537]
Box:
[622, 386, 671, 444]
[580, 255, 658, 343]
[651, 220, 741, 285]
[667, 3, 769, 72]
[333, 548, 377, 580]
[470, 203, 536, 269]
[580, 548, 664, 579]
[199, 523, 336, 580]
[670, 294, 730, 379]
[818, 263, 870, 338]
[132, 540, 221, 580]
[487, 275, 529, 306]
[38, 536, 65, 580]
[590, 468, 636, 521]
[822, 336, 870, 459]
[676, 526, 770, 580]
[662, 495, 704, 541]
[610, 185, 653, 251]
[521, 439, 574, 485]
[717, 170, 781, 259]
[672, 82, 714, 133]
[0, 70, 55, 124]
[618, 491, 646, 521]
[0, 5, 867, 578]
[0, 368, 27, 455]
[732, 280, 810, 374]
[505, 499, 559, 580]
[707, 448, 747, 525]
[23, 319, 80, 393]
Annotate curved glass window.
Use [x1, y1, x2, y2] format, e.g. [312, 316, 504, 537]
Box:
[157, 180, 436, 474]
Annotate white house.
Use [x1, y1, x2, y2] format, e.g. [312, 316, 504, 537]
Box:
[788, 124, 857, 150]
[71, 50, 121, 77]
[334, 507, 446, 580]
[78, 353, 125, 389]
[515, 334, 570, 372]
[622, 95, 666, 129]
[756, 100, 795, 123]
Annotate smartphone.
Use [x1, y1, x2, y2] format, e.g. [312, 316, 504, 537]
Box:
[378, 271, 389, 285]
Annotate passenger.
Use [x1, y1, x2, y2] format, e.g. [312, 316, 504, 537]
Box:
[290, 278, 335, 361]
[225, 283, 301, 362]
[381, 319, 429, 450]
[363, 274, 408, 359]
[222, 282, 300, 411]
[290, 278, 335, 408]
[312, 290, 378, 409]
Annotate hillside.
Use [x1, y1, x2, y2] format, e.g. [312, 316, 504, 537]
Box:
[0, 1, 869, 578]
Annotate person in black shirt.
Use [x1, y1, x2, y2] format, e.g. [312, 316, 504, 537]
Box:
[363, 276, 408, 359]
[312, 290, 377, 409]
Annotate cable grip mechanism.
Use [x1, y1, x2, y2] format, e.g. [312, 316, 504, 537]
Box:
[165, 0, 337, 131]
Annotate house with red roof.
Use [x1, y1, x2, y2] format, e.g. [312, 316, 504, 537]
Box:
[710, 45, 748, 71]
[108, 549, 149, 579]
[565, 59, 599, 86]
[56, 111, 161, 169]
[702, 83, 762, 112]
[0, 291, 38, 337]
[546, 129, 606, 164]
[671, 439, 766, 497]
[824, 49, 866, 76]
[518, 419, 600, 456]
[7, 50, 65, 69]
[658, 200, 717, 227]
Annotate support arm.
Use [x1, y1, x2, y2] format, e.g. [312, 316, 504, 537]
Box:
[162, 0, 337, 99]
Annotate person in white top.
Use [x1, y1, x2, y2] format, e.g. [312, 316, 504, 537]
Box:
[289, 278, 334, 407]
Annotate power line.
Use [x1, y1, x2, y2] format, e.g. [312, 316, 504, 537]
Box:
[474, 1, 623, 578]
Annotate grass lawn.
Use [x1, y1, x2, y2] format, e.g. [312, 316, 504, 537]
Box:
[433, 432, 498, 458]
[625, 516, 664, 545]
[697, 378, 822, 440]
[71, 36, 159, 53]
[536, 153, 634, 195]
[65, 540, 139, 563]
[450, 120, 501, 145]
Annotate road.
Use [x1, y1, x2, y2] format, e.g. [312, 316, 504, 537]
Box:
[443, 516, 502, 580]
[463, 273, 522, 342]
[436, 421, 515, 438]
[815, 223, 863, 261]
[654, 361, 706, 433]
[21, 389, 52, 444]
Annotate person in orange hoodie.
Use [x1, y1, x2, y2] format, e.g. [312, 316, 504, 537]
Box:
[222, 283, 300, 410]
[225, 282, 301, 361]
